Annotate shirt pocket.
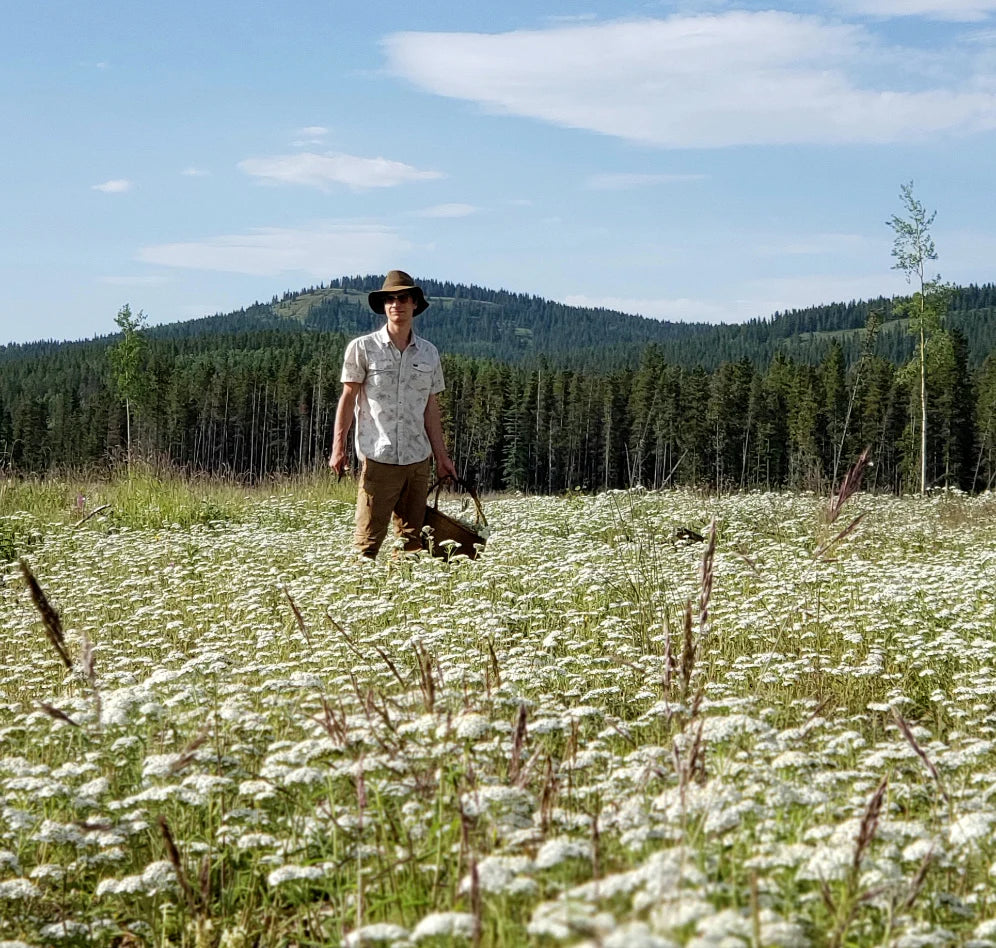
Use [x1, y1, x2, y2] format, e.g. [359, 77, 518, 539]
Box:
[367, 359, 395, 390]
[410, 361, 435, 396]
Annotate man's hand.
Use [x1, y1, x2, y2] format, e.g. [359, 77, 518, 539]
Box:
[329, 448, 349, 477]
[425, 394, 458, 483]
[435, 454, 458, 482]
[330, 382, 361, 477]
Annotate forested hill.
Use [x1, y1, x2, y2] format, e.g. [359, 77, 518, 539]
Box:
[147, 276, 996, 370]
[3, 277, 996, 370]
[142, 277, 715, 369]
[4, 275, 996, 492]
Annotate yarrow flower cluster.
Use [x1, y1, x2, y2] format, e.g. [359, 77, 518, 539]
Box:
[3, 488, 996, 944]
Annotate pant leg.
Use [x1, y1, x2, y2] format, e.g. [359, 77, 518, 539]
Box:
[354, 458, 405, 558]
[392, 458, 432, 552]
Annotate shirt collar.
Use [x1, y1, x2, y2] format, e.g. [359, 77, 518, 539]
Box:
[376, 324, 421, 351]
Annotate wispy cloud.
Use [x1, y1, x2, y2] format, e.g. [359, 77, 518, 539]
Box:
[181, 167, 209, 177]
[92, 179, 132, 193]
[238, 152, 444, 190]
[832, 0, 996, 21]
[293, 125, 331, 146]
[138, 223, 411, 277]
[585, 172, 707, 190]
[384, 13, 996, 147]
[415, 203, 478, 218]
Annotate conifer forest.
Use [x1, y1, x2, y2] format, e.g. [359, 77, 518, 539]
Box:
[3, 277, 996, 494]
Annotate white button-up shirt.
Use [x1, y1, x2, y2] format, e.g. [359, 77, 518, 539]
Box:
[341, 326, 445, 465]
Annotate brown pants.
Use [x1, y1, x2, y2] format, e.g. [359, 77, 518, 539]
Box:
[354, 457, 431, 558]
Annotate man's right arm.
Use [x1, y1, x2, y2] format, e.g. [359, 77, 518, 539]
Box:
[329, 382, 362, 474]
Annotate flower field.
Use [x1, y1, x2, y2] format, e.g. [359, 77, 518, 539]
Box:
[3, 480, 996, 947]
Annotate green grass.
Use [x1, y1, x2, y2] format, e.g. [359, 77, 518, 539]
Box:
[2, 478, 996, 946]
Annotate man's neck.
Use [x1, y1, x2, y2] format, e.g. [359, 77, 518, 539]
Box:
[386, 321, 413, 351]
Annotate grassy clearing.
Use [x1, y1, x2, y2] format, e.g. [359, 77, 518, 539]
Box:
[2, 477, 996, 946]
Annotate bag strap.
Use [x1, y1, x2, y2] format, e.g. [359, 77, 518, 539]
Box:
[427, 477, 488, 528]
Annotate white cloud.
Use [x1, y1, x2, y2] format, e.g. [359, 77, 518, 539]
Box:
[416, 203, 478, 218]
[585, 172, 707, 190]
[137, 223, 412, 277]
[293, 126, 331, 146]
[383, 13, 996, 147]
[91, 179, 132, 193]
[833, 0, 996, 21]
[238, 152, 444, 190]
[181, 167, 209, 177]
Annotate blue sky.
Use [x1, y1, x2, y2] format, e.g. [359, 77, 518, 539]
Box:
[3, 0, 996, 345]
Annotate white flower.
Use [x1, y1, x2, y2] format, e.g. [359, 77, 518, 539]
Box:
[281, 766, 325, 786]
[902, 838, 937, 863]
[238, 779, 277, 800]
[453, 713, 491, 741]
[182, 774, 234, 795]
[95, 860, 178, 897]
[797, 844, 851, 882]
[950, 811, 994, 847]
[535, 836, 593, 869]
[32, 819, 85, 846]
[0, 878, 41, 900]
[142, 753, 182, 779]
[266, 864, 325, 887]
[39, 921, 90, 940]
[235, 832, 279, 851]
[344, 923, 410, 945]
[412, 912, 476, 941]
[76, 776, 110, 801]
[529, 900, 614, 940]
[596, 923, 677, 948]
[460, 785, 534, 828]
[460, 855, 535, 895]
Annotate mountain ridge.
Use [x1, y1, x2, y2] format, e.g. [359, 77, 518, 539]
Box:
[3, 277, 996, 370]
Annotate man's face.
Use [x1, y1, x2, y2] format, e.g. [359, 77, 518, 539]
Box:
[384, 292, 416, 325]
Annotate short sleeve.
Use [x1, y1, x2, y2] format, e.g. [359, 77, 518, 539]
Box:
[430, 359, 445, 395]
[341, 339, 367, 384]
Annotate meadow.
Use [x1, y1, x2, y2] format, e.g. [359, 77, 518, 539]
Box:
[2, 472, 996, 947]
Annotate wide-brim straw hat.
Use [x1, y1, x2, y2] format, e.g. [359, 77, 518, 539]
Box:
[368, 270, 429, 316]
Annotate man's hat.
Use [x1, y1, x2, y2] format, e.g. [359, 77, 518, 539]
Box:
[368, 270, 429, 316]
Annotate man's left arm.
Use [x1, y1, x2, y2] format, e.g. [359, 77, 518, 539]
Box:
[424, 393, 458, 481]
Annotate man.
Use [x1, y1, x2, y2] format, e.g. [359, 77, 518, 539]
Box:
[329, 270, 458, 557]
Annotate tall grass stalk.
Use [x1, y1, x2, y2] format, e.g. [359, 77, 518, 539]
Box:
[1, 483, 995, 945]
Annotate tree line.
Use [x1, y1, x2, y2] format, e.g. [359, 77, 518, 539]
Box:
[2, 323, 994, 493]
[9, 277, 993, 375]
